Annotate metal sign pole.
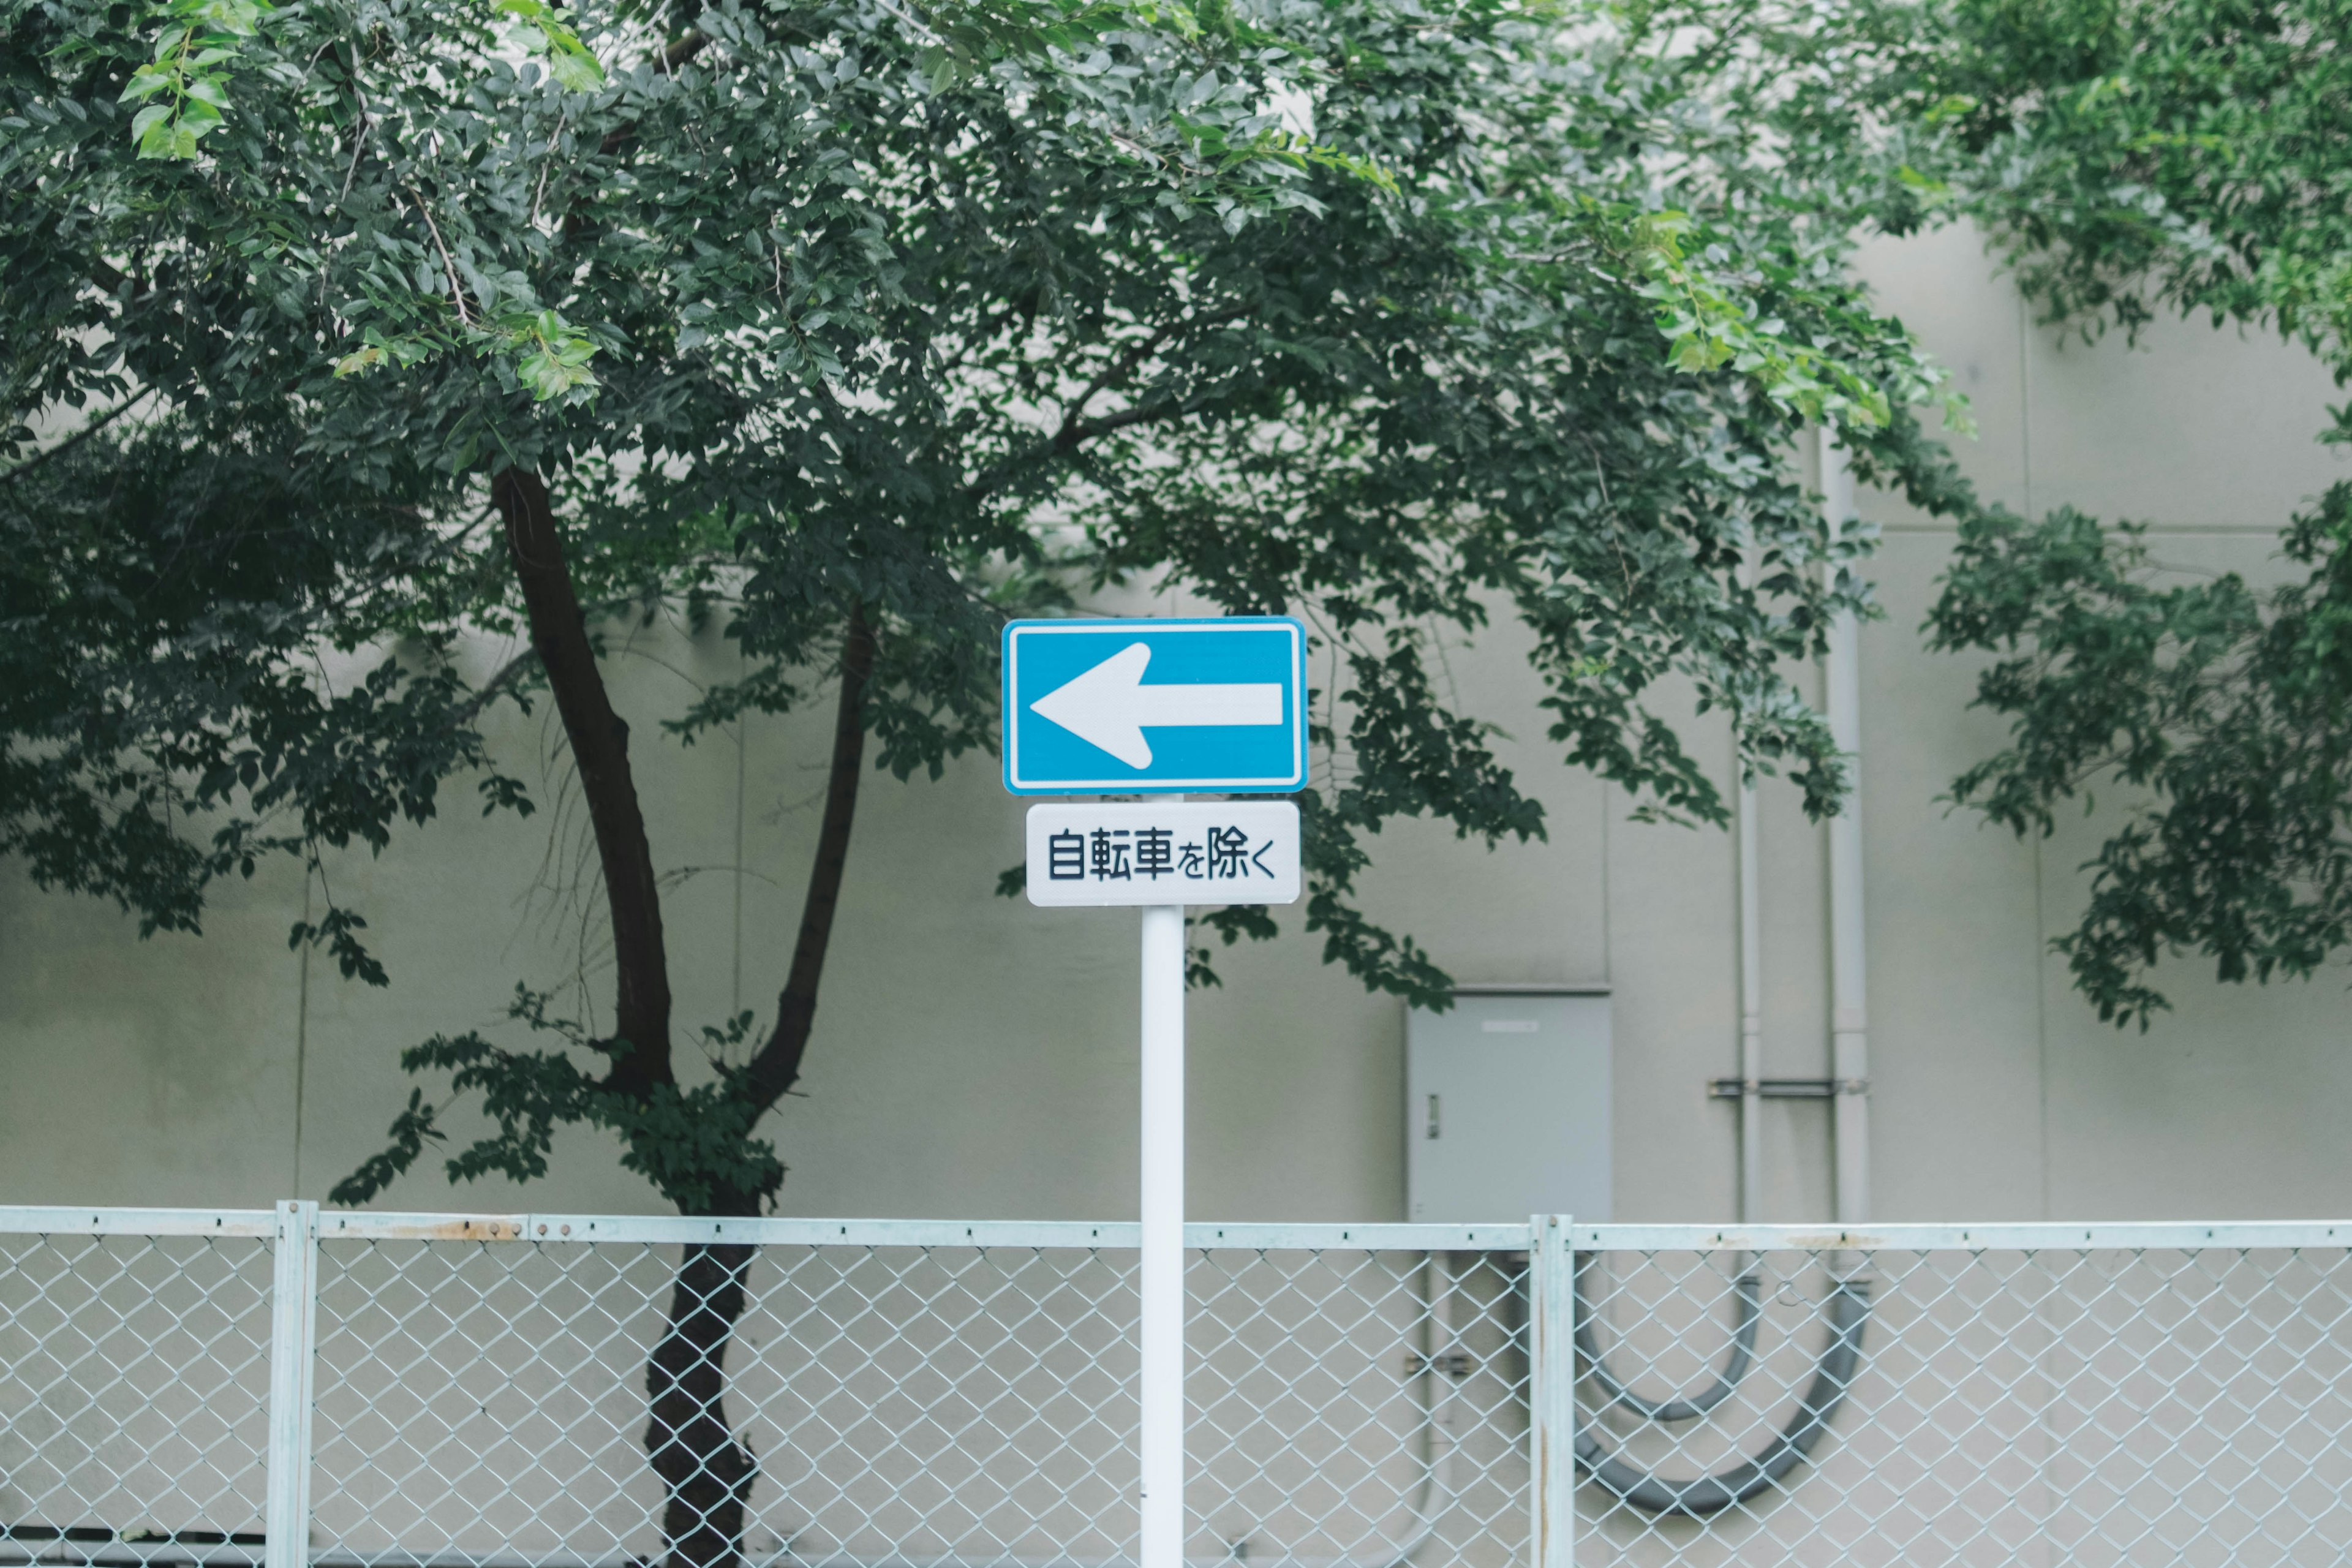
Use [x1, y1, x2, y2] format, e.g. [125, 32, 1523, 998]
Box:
[1138, 899, 1186, 1568]
[1001, 617, 1309, 1568]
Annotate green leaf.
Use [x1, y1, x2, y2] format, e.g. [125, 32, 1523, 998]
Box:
[135, 113, 190, 158]
[543, 43, 604, 91]
[119, 66, 178, 102]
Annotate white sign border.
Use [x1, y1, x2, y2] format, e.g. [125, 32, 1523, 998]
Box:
[1005, 619, 1308, 794]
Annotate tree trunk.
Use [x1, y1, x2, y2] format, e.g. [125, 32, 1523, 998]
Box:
[646, 1238, 760, 1568]
[492, 466, 734, 1564]
[643, 609, 876, 1568]
[492, 466, 675, 1093]
[745, 604, 876, 1107]
[489, 475, 892, 1568]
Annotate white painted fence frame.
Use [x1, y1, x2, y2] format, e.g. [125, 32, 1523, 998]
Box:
[6, 1207, 2351, 1568]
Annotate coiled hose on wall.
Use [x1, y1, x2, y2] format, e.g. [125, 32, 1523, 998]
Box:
[1577, 1254, 1762, 1421]
[1570, 1255, 1870, 1518]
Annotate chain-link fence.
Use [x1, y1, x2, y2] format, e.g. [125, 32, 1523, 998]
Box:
[1566, 1221, 2352, 1567]
[0, 1212, 274, 1567]
[6, 1210, 2352, 1568]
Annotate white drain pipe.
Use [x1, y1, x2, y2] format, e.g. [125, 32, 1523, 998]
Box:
[1820, 431, 1871, 1227]
[1736, 559, 1766, 1226]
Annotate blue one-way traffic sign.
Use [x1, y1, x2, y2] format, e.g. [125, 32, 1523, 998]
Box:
[1002, 617, 1308, 794]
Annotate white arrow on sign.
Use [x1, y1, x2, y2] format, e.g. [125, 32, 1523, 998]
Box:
[1029, 641, 1284, 769]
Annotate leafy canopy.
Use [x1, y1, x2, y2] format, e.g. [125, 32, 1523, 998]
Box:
[2, 0, 1967, 1208]
[1822, 0, 2352, 1024]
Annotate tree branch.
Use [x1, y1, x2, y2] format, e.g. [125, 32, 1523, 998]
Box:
[453, 645, 541, 724]
[1060, 391, 1216, 449]
[968, 390, 1219, 508]
[0, 390, 153, 486]
[1054, 325, 1178, 448]
[494, 467, 676, 1096]
[1052, 301, 1254, 452]
[743, 605, 875, 1110]
[957, 302, 1257, 506]
[402, 186, 474, 325]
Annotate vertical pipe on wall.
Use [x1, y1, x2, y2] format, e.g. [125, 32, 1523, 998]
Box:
[1736, 557, 1765, 1226]
[1737, 787, 1764, 1223]
[1819, 430, 1871, 1227]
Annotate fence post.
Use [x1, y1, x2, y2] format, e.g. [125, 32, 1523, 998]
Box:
[1529, 1215, 1575, 1568]
[265, 1200, 320, 1568]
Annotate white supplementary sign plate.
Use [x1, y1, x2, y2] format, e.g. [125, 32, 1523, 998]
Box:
[1025, 802, 1301, 908]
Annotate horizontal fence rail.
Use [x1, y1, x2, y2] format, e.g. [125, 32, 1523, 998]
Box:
[4, 1212, 2351, 1568]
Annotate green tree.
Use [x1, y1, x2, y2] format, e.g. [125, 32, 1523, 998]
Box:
[1828, 0, 2352, 1027]
[6, 0, 1963, 1559]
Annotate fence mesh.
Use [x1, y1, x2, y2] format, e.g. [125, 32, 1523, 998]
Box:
[5, 1215, 2352, 1568]
[1575, 1241, 2352, 1567]
[0, 1227, 273, 1563]
[306, 1237, 1529, 1568]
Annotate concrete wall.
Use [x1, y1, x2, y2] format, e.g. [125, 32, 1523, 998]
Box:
[4, 223, 2348, 1223]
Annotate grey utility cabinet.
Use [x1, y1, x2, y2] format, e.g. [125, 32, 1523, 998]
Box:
[1405, 986, 1611, 1222]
